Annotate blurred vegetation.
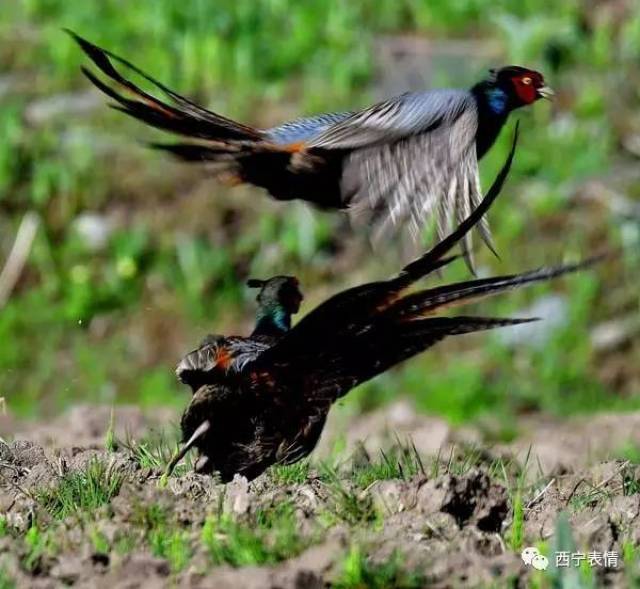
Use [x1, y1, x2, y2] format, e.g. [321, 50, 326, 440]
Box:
[0, 0, 638, 422]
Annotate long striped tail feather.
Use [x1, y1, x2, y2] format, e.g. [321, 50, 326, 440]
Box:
[67, 29, 263, 142]
[389, 253, 607, 320]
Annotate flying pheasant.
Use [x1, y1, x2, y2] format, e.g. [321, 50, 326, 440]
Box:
[69, 31, 553, 262]
[165, 136, 599, 482]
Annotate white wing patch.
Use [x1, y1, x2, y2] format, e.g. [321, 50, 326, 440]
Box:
[342, 107, 486, 256]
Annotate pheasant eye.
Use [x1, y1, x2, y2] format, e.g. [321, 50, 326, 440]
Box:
[521, 76, 532, 85]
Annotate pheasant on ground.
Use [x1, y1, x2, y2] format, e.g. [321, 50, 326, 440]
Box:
[166, 136, 599, 482]
[176, 275, 302, 393]
[69, 31, 553, 266]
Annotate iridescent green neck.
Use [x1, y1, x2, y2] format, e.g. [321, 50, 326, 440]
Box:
[252, 304, 291, 337]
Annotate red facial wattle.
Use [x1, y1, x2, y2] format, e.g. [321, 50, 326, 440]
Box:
[513, 78, 538, 104]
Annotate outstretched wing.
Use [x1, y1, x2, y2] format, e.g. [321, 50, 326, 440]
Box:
[246, 252, 601, 407]
[307, 90, 491, 258]
[248, 314, 535, 408]
[308, 90, 472, 147]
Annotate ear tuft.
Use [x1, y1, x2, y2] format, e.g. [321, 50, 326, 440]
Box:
[247, 278, 265, 288]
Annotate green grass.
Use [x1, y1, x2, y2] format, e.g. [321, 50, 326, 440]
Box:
[616, 443, 640, 465]
[351, 440, 425, 488]
[507, 492, 524, 551]
[319, 463, 379, 526]
[127, 501, 192, 571]
[89, 528, 110, 555]
[35, 458, 123, 520]
[150, 528, 192, 572]
[504, 447, 531, 551]
[0, 569, 16, 589]
[22, 525, 59, 573]
[114, 532, 137, 556]
[563, 461, 640, 511]
[623, 542, 640, 587]
[201, 502, 308, 566]
[122, 427, 188, 474]
[333, 546, 424, 589]
[104, 406, 117, 452]
[622, 465, 640, 496]
[269, 460, 311, 485]
[548, 513, 587, 589]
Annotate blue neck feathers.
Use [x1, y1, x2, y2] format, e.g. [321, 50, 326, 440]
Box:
[485, 88, 508, 115]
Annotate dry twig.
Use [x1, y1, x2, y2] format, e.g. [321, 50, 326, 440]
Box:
[0, 211, 39, 308]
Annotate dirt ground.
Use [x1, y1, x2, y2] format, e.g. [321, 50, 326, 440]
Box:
[1, 403, 640, 588]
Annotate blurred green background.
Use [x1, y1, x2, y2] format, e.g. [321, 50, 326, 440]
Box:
[0, 0, 638, 432]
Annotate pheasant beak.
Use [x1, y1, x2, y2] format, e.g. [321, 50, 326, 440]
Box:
[536, 86, 555, 100]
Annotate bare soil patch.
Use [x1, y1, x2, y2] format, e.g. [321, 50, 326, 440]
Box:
[1, 404, 639, 588]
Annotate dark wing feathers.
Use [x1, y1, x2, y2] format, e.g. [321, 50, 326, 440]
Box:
[149, 141, 242, 162]
[343, 316, 536, 388]
[262, 315, 537, 407]
[249, 253, 590, 404]
[353, 315, 537, 376]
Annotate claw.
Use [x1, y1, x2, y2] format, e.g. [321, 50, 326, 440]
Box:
[164, 420, 211, 479]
